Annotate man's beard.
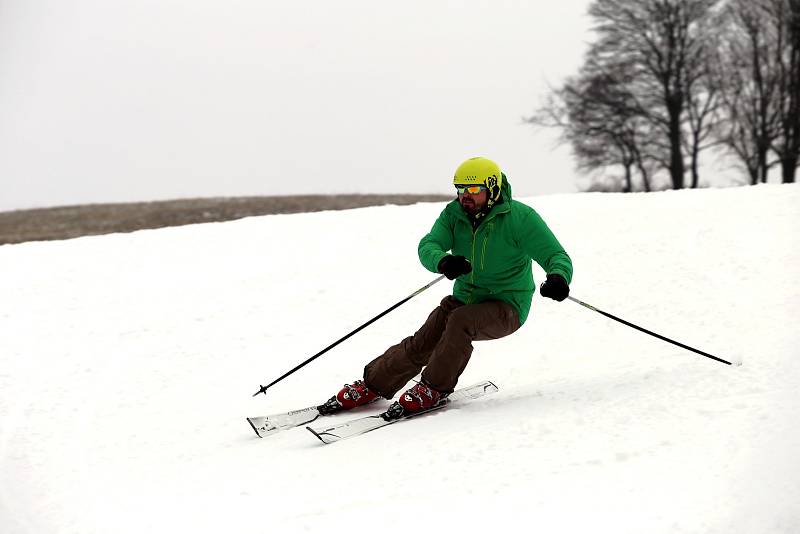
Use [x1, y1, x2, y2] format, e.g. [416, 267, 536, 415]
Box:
[459, 197, 481, 215]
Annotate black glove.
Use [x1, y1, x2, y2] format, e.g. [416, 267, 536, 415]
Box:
[540, 273, 569, 301]
[437, 255, 472, 280]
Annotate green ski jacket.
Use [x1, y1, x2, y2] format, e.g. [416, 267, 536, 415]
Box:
[418, 176, 573, 325]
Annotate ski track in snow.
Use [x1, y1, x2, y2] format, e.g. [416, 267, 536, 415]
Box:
[1, 184, 799, 533]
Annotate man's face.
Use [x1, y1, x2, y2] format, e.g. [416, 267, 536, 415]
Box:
[457, 185, 489, 215]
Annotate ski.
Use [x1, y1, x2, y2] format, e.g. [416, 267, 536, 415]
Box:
[247, 406, 325, 438]
[306, 380, 498, 444]
[246, 396, 383, 438]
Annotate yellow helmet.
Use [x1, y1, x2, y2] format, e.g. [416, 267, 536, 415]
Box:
[453, 157, 503, 206]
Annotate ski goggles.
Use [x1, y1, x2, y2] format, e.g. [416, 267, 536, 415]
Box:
[455, 184, 487, 195]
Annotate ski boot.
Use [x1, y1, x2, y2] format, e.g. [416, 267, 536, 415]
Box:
[318, 379, 380, 415]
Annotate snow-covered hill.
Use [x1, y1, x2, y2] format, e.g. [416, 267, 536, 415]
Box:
[1, 184, 798, 533]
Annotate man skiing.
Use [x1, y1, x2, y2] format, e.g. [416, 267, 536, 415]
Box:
[322, 157, 573, 416]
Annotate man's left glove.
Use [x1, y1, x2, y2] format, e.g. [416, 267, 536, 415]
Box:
[540, 273, 569, 302]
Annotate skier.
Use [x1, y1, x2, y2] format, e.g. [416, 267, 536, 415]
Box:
[323, 157, 573, 415]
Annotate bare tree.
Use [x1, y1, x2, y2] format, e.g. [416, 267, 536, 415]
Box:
[683, 21, 724, 188]
[529, 0, 796, 189]
[770, 0, 800, 183]
[714, 0, 785, 183]
[527, 61, 655, 192]
[588, 0, 719, 189]
[567, 66, 656, 192]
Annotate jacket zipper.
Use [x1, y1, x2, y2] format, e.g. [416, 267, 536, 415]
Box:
[468, 229, 476, 303]
[456, 203, 507, 302]
[481, 234, 489, 270]
[471, 231, 477, 280]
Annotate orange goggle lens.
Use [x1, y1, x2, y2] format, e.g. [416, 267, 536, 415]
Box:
[455, 184, 487, 195]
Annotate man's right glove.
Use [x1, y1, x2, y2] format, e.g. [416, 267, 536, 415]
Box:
[540, 273, 570, 301]
[437, 255, 472, 280]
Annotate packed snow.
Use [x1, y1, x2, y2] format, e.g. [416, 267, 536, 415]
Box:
[1, 184, 798, 533]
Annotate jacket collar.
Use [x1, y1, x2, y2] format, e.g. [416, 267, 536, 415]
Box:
[448, 194, 510, 227]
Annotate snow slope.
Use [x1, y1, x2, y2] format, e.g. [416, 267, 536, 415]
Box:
[1, 184, 798, 533]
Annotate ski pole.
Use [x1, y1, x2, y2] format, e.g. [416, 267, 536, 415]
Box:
[253, 275, 447, 397]
[566, 296, 738, 366]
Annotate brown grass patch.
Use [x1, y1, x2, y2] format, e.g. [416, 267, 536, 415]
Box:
[0, 194, 451, 245]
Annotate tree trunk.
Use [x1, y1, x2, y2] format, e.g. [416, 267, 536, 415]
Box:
[781, 155, 798, 182]
[758, 146, 770, 183]
[748, 164, 759, 185]
[636, 158, 651, 192]
[623, 163, 633, 192]
[668, 96, 686, 189]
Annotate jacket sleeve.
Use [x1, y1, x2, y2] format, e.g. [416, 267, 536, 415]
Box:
[418, 208, 453, 273]
[517, 208, 573, 284]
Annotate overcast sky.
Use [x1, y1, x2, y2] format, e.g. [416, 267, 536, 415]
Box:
[0, 0, 594, 211]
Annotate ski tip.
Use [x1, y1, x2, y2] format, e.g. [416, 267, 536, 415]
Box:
[476, 381, 499, 396]
[306, 426, 329, 444]
[246, 418, 263, 438]
[306, 426, 343, 445]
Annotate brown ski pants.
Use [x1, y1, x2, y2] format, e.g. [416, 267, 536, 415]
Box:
[363, 295, 521, 397]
